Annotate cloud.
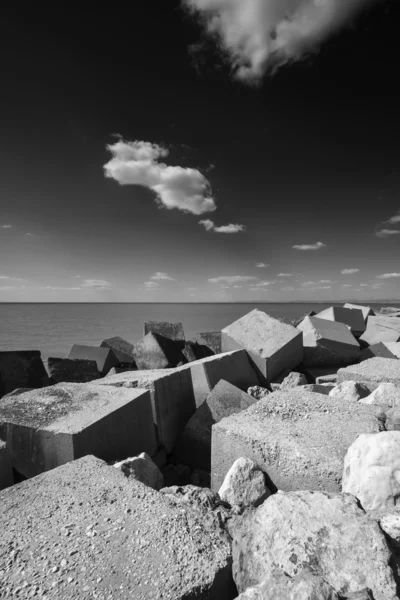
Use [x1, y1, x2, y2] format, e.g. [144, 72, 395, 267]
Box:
[341, 268, 359, 275]
[319, 279, 333, 284]
[183, 0, 376, 81]
[199, 219, 245, 233]
[281, 286, 296, 292]
[104, 140, 216, 215]
[385, 210, 400, 225]
[208, 275, 258, 285]
[303, 279, 333, 285]
[377, 273, 400, 279]
[0, 275, 10, 280]
[255, 262, 269, 268]
[277, 273, 292, 277]
[292, 241, 326, 251]
[252, 280, 277, 287]
[311, 285, 332, 290]
[342, 284, 352, 287]
[144, 281, 162, 290]
[45, 286, 82, 291]
[1, 224, 12, 229]
[376, 229, 400, 238]
[81, 279, 112, 289]
[150, 272, 175, 281]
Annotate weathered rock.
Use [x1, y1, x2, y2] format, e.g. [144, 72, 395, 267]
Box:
[384, 342, 400, 359]
[302, 383, 335, 395]
[316, 373, 338, 384]
[360, 342, 398, 362]
[247, 386, 270, 400]
[194, 332, 222, 355]
[232, 490, 397, 600]
[0, 383, 156, 479]
[182, 341, 198, 363]
[0, 440, 13, 490]
[328, 381, 371, 402]
[106, 365, 137, 376]
[133, 332, 184, 370]
[297, 317, 360, 367]
[337, 357, 400, 390]
[342, 431, 400, 512]
[114, 452, 164, 490]
[315, 306, 366, 337]
[218, 457, 270, 509]
[359, 326, 400, 346]
[47, 357, 101, 384]
[0, 456, 236, 599]
[270, 383, 281, 391]
[344, 303, 375, 322]
[144, 320, 185, 342]
[280, 371, 308, 389]
[221, 309, 303, 385]
[0, 350, 48, 399]
[379, 508, 400, 548]
[384, 407, 400, 431]
[100, 336, 136, 365]
[211, 389, 381, 493]
[360, 383, 400, 407]
[174, 380, 257, 470]
[303, 367, 338, 384]
[380, 307, 400, 315]
[67, 344, 119, 375]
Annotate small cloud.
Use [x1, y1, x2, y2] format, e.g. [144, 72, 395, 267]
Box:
[277, 273, 292, 277]
[319, 280, 333, 284]
[292, 242, 326, 251]
[385, 210, 400, 225]
[360, 284, 368, 287]
[377, 273, 400, 279]
[372, 282, 384, 289]
[144, 281, 162, 290]
[232, 285, 242, 288]
[302, 281, 316, 286]
[252, 280, 277, 287]
[342, 284, 352, 287]
[199, 219, 214, 231]
[1, 224, 12, 229]
[45, 286, 82, 291]
[208, 275, 257, 285]
[376, 229, 400, 238]
[281, 286, 296, 292]
[341, 268, 359, 275]
[255, 262, 269, 268]
[199, 220, 245, 233]
[0, 275, 10, 280]
[26, 233, 36, 237]
[150, 272, 175, 281]
[311, 285, 331, 290]
[81, 279, 112, 289]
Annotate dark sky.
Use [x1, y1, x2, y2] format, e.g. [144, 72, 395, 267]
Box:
[0, 0, 399, 302]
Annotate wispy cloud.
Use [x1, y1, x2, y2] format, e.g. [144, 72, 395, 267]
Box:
[150, 272, 175, 281]
[311, 285, 332, 290]
[292, 242, 326, 251]
[377, 273, 400, 279]
[1, 224, 12, 229]
[144, 281, 162, 290]
[281, 286, 296, 292]
[208, 275, 258, 285]
[0, 275, 10, 280]
[252, 280, 277, 287]
[376, 229, 400, 238]
[45, 286, 82, 291]
[104, 139, 216, 215]
[81, 279, 112, 289]
[199, 219, 245, 233]
[341, 268, 359, 275]
[277, 273, 292, 277]
[255, 262, 269, 268]
[385, 210, 400, 225]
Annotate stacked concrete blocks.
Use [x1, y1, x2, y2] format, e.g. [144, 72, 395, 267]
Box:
[337, 357, 400, 391]
[100, 336, 136, 365]
[359, 342, 398, 362]
[144, 320, 186, 342]
[343, 303, 375, 322]
[315, 306, 366, 337]
[0, 350, 48, 399]
[297, 316, 360, 367]
[133, 332, 184, 370]
[47, 357, 101, 384]
[67, 344, 119, 375]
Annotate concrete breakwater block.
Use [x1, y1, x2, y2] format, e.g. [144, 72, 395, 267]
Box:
[384, 342, 400, 358]
[0, 456, 236, 600]
[315, 306, 366, 337]
[221, 309, 303, 385]
[211, 389, 380, 493]
[337, 357, 400, 390]
[47, 357, 101, 383]
[144, 320, 185, 342]
[359, 342, 398, 362]
[133, 332, 184, 370]
[100, 336, 136, 365]
[367, 315, 400, 333]
[0, 350, 48, 399]
[174, 380, 258, 470]
[343, 302, 374, 322]
[0, 383, 156, 479]
[0, 440, 13, 490]
[67, 344, 119, 375]
[359, 325, 400, 346]
[297, 316, 360, 367]
[194, 332, 222, 355]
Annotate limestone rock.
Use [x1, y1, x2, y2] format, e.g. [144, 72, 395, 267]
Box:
[232, 490, 397, 600]
[218, 457, 270, 509]
[235, 568, 340, 599]
[114, 452, 164, 491]
[297, 317, 360, 368]
[280, 371, 308, 389]
[342, 431, 400, 513]
[360, 383, 400, 407]
[379, 509, 400, 548]
[329, 381, 371, 402]
[384, 407, 400, 431]
[247, 386, 270, 400]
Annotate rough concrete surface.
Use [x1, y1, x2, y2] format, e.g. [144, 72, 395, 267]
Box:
[211, 389, 381, 493]
[100, 336, 136, 365]
[359, 326, 400, 346]
[133, 332, 184, 370]
[344, 303, 374, 322]
[0, 456, 236, 599]
[0, 439, 14, 490]
[0, 383, 156, 478]
[315, 306, 366, 337]
[385, 343, 400, 359]
[144, 320, 185, 342]
[297, 317, 360, 367]
[67, 345, 119, 375]
[337, 358, 400, 390]
[0, 350, 48, 398]
[360, 342, 398, 362]
[47, 357, 101, 384]
[194, 332, 222, 355]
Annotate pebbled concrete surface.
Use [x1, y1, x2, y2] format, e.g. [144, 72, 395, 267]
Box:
[337, 358, 400, 390]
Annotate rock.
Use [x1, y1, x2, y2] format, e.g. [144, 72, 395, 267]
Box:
[337, 357, 400, 390]
[302, 383, 335, 395]
[294, 310, 316, 327]
[194, 332, 222, 355]
[114, 452, 164, 490]
[144, 320, 185, 342]
[360, 326, 400, 346]
[344, 303, 375, 322]
[106, 365, 137, 376]
[232, 490, 397, 600]
[211, 389, 381, 493]
[221, 308, 303, 385]
[174, 380, 257, 470]
[0, 383, 156, 479]
[47, 357, 101, 384]
[182, 341, 198, 362]
[342, 431, 400, 513]
[270, 383, 281, 391]
[151, 447, 167, 469]
[328, 381, 371, 402]
[0, 440, 13, 490]
[218, 457, 271, 509]
[100, 336, 136, 365]
[0, 350, 48, 399]
[367, 315, 400, 334]
[280, 371, 308, 389]
[384, 342, 400, 359]
[360, 383, 400, 407]
[384, 407, 400, 431]
[380, 307, 400, 315]
[297, 317, 360, 368]
[235, 568, 340, 599]
[315, 306, 366, 337]
[247, 386, 270, 400]
[379, 509, 400, 548]
[67, 344, 119, 375]
[162, 463, 191, 487]
[190, 468, 210, 488]
[133, 332, 184, 370]
[360, 342, 398, 362]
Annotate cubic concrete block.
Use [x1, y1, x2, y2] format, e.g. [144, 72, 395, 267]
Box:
[344, 303, 375, 322]
[380, 306, 400, 315]
[337, 357, 400, 390]
[100, 336, 136, 365]
[384, 343, 400, 359]
[174, 380, 257, 470]
[182, 341, 198, 363]
[144, 320, 185, 342]
[0, 440, 13, 490]
[0, 456, 236, 600]
[302, 367, 338, 383]
[294, 310, 316, 328]
[195, 332, 222, 355]
[67, 344, 119, 375]
[133, 332, 184, 370]
[315, 306, 366, 337]
[359, 342, 398, 362]
[0, 383, 156, 479]
[211, 389, 380, 493]
[297, 316, 360, 367]
[221, 309, 303, 385]
[367, 315, 400, 334]
[47, 357, 101, 384]
[0, 351, 48, 399]
[359, 326, 400, 346]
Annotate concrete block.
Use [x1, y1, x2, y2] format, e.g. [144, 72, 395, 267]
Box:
[380, 306, 400, 315]
[359, 343, 398, 362]
[144, 320, 185, 342]
[359, 326, 400, 346]
[194, 332, 222, 355]
[367, 315, 400, 334]
[100, 336, 136, 365]
[106, 366, 137, 376]
[303, 367, 338, 383]
[337, 358, 400, 390]
[384, 343, 400, 359]
[67, 344, 119, 375]
[294, 310, 316, 328]
[0, 456, 236, 600]
[47, 357, 101, 383]
[0, 383, 156, 479]
[0, 440, 13, 490]
[182, 341, 198, 363]
[344, 303, 375, 322]
[315, 306, 366, 337]
[221, 309, 303, 385]
[133, 332, 184, 369]
[174, 380, 257, 470]
[0, 351, 47, 399]
[298, 317, 360, 367]
[302, 383, 335, 394]
[211, 389, 380, 493]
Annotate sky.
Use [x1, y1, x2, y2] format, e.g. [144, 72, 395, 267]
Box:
[0, 0, 399, 303]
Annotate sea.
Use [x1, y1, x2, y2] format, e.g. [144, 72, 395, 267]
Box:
[0, 302, 397, 360]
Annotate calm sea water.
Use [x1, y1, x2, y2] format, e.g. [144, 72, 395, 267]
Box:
[0, 302, 394, 360]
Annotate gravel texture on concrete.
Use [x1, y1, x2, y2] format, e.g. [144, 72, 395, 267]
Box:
[0, 456, 236, 600]
[337, 358, 400, 390]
